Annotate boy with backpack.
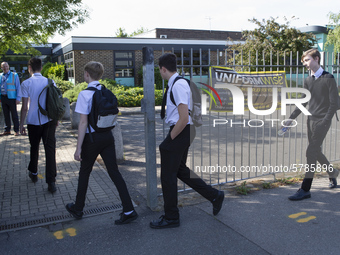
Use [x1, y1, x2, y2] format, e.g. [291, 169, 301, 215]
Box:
[150, 53, 224, 229]
[65, 61, 138, 224]
[19, 57, 58, 193]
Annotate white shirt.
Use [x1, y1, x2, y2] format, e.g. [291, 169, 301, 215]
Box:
[75, 81, 101, 133]
[19, 73, 55, 125]
[165, 73, 192, 126]
[313, 67, 324, 80]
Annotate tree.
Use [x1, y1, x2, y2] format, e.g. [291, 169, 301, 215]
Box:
[228, 17, 316, 70]
[115, 27, 148, 37]
[115, 27, 128, 38]
[325, 12, 340, 53]
[129, 27, 148, 37]
[0, 0, 89, 55]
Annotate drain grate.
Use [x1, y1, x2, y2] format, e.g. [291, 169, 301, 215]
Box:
[0, 203, 123, 232]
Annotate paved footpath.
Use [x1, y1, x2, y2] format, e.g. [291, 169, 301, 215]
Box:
[0, 116, 123, 230]
[1, 108, 340, 254]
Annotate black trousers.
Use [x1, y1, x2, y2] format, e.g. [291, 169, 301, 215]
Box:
[74, 131, 134, 212]
[27, 121, 57, 184]
[301, 118, 333, 191]
[159, 125, 218, 220]
[1, 95, 19, 132]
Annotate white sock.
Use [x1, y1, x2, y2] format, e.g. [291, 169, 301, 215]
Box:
[124, 210, 134, 215]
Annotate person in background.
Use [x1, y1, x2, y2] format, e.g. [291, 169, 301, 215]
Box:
[0, 62, 21, 136]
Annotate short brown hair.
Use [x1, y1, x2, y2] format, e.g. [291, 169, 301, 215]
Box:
[84, 61, 104, 80]
[302, 49, 321, 65]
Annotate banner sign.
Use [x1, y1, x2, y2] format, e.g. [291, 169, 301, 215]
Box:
[208, 66, 287, 112]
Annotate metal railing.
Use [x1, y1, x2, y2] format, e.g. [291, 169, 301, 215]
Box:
[144, 48, 340, 203]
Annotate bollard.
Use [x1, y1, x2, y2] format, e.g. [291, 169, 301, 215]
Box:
[62, 97, 70, 120]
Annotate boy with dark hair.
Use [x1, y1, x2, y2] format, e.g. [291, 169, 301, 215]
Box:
[288, 49, 339, 200]
[150, 53, 224, 229]
[19, 57, 58, 193]
[65, 61, 138, 224]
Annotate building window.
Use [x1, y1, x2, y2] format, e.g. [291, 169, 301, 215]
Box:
[174, 50, 209, 75]
[64, 52, 74, 79]
[114, 51, 134, 77]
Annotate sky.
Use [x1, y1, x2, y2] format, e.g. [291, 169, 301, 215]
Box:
[51, 0, 340, 43]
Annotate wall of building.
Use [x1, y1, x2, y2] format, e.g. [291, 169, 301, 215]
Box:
[74, 50, 114, 83]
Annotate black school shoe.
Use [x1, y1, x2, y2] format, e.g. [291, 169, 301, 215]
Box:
[329, 178, 337, 189]
[66, 203, 83, 219]
[212, 190, 225, 216]
[114, 210, 138, 225]
[48, 182, 57, 193]
[150, 215, 180, 229]
[29, 172, 38, 183]
[288, 188, 311, 201]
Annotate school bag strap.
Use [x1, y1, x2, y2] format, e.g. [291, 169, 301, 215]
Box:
[37, 78, 53, 125]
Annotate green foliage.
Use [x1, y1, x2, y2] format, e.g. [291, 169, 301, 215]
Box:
[41, 62, 53, 77]
[129, 27, 148, 37]
[51, 76, 74, 94]
[116, 27, 148, 37]
[229, 17, 316, 71]
[0, 0, 89, 55]
[46, 63, 66, 80]
[116, 27, 128, 38]
[262, 182, 272, 189]
[63, 82, 88, 103]
[138, 65, 167, 90]
[326, 12, 340, 53]
[235, 181, 251, 195]
[63, 80, 163, 107]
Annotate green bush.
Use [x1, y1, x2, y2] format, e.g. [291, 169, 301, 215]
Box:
[49, 75, 74, 94]
[137, 65, 167, 90]
[41, 62, 53, 77]
[46, 63, 66, 80]
[63, 82, 163, 107]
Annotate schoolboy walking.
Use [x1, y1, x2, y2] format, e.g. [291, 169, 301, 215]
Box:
[19, 58, 57, 193]
[150, 53, 224, 229]
[288, 49, 339, 200]
[65, 61, 137, 224]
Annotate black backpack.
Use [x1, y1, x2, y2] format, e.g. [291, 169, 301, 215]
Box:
[86, 84, 119, 134]
[170, 77, 203, 127]
[38, 78, 66, 124]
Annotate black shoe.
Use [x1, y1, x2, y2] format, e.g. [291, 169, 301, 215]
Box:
[288, 189, 311, 201]
[29, 172, 38, 183]
[48, 182, 57, 193]
[329, 178, 337, 189]
[150, 215, 180, 229]
[329, 168, 339, 188]
[65, 203, 83, 219]
[212, 190, 224, 216]
[114, 210, 138, 225]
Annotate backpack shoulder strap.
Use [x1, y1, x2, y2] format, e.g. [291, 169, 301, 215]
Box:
[85, 87, 98, 91]
[170, 76, 190, 106]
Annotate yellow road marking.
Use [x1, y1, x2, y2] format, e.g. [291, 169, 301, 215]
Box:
[37, 174, 44, 179]
[66, 228, 77, 237]
[288, 212, 307, 219]
[53, 228, 77, 239]
[296, 216, 316, 223]
[54, 231, 64, 240]
[13, 151, 18, 155]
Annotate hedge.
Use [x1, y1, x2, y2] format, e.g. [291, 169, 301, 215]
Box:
[63, 80, 163, 107]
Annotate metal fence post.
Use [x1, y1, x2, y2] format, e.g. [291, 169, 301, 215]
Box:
[141, 47, 158, 210]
